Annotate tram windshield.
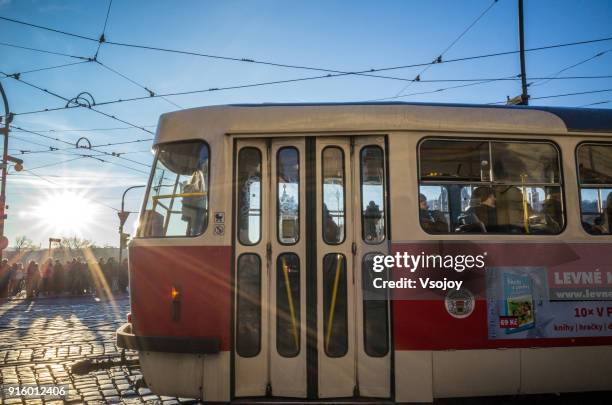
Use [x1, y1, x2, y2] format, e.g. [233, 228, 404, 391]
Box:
[138, 141, 209, 237]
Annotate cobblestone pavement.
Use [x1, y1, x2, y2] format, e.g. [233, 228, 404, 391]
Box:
[1, 296, 610, 405]
[0, 295, 200, 404]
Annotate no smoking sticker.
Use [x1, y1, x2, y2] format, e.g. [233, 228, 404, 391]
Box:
[214, 224, 225, 236]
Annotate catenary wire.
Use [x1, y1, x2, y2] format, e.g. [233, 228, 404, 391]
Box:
[530, 48, 612, 87]
[10, 125, 153, 171]
[0, 40, 90, 60]
[95, 59, 182, 109]
[0, 70, 155, 135]
[395, 0, 499, 97]
[94, 0, 113, 58]
[9, 35, 612, 116]
[3, 14, 612, 87]
[487, 88, 612, 104]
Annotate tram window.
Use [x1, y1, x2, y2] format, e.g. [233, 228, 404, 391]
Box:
[276, 254, 301, 357]
[322, 147, 345, 244]
[237, 148, 262, 245]
[361, 146, 386, 244]
[277, 147, 300, 244]
[577, 144, 612, 184]
[362, 253, 389, 357]
[139, 141, 209, 238]
[418, 139, 564, 235]
[420, 139, 490, 182]
[577, 143, 612, 235]
[491, 142, 560, 184]
[323, 254, 348, 358]
[236, 254, 261, 358]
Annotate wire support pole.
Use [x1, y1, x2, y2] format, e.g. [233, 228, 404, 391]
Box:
[518, 0, 529, 105]
[0, 81, 12, 259]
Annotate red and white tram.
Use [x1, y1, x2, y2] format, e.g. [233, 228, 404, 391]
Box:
[117, 102, 612, 402]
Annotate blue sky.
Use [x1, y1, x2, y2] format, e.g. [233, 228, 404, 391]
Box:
[0, 0, 611, 247]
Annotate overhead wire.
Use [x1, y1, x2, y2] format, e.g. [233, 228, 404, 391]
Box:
[10, 125, 152, 172]
[0, 70, 155, 135]
[578, 100, 611, 107]
[95, 59, 182, 109]
[12, 169, 122, 212]
[9, 132, 152, 175]
[487, 88, 612, 104]
[94, 0, 113, 58]
[6, 35, 612, 117]
[10, 124, 156, 132]
[394, 0, 499, 97]
[369, 74, 519, 102]
[3, 14, 612, 87]
[530, 48, 612, 87]
[0, 40, 91, 60]
[2, 60, 92, 78]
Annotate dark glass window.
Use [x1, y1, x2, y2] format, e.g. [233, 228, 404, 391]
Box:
[491, 142, 560, 184]
[362, 253, 389, 357]
[237, 148, 262, 245]
[322, 147, 345, 244]
[361, 146, 386, 244]
[236, 254, 261, 357]
[577, 144, 612, 235]
[139, 141, 209, 237]
[323, 254, 348, 358]
[419, 140, 490, 182]
[418, 139, 564, 235]
[278, 147, 300, 244]
[577, 144, 612, 184]
[276, 253, 301, 357]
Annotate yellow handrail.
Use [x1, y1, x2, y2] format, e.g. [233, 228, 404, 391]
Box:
[152, 192, 207, 213]
[281, 257, 299, 351]
[520, 174, 530, 234]
[325, 254, 343, 351]
[152, 192, 207, 201]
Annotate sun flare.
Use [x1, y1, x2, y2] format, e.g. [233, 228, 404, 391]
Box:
[32, 190, 98, 236]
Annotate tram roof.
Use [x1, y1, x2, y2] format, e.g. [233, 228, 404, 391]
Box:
[155, 102, 612, 145]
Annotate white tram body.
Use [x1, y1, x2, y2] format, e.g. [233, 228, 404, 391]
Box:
[117, 102, 612, 402]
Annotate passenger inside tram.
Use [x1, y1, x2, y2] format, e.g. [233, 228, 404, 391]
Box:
[418, 193, 448, 233]
[181, 148, 209, 236]
[323, 203, 341, 243]
[541, 193, 563, 234]
[457, 186, 498, 232]
[591, 193, 612, 234]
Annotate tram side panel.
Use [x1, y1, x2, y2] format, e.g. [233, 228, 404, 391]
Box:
[388, 132, 612, 402]
[128, 244, 232, 400]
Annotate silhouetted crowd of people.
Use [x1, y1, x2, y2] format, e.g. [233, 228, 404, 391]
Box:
[0, 257, 128, 300]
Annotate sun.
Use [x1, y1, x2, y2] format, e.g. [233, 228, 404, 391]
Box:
[32, 190, 98, 236]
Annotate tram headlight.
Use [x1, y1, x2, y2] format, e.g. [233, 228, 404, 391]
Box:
[171, 286, 181, 301]
[171, 286, 182, 322]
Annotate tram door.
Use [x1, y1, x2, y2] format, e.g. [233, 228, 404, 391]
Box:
[234, 136, 390, 399]
[316, 136, 390, 398]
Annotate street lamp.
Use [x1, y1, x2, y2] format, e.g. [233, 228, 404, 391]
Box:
[118, 185, 146, 263]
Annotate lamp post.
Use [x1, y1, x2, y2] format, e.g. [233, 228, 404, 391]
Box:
[118, 185, 145, 263]
[0, 81, 13, 259]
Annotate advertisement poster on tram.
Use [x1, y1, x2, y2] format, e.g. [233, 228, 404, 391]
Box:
[487, 266, 612, 339]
